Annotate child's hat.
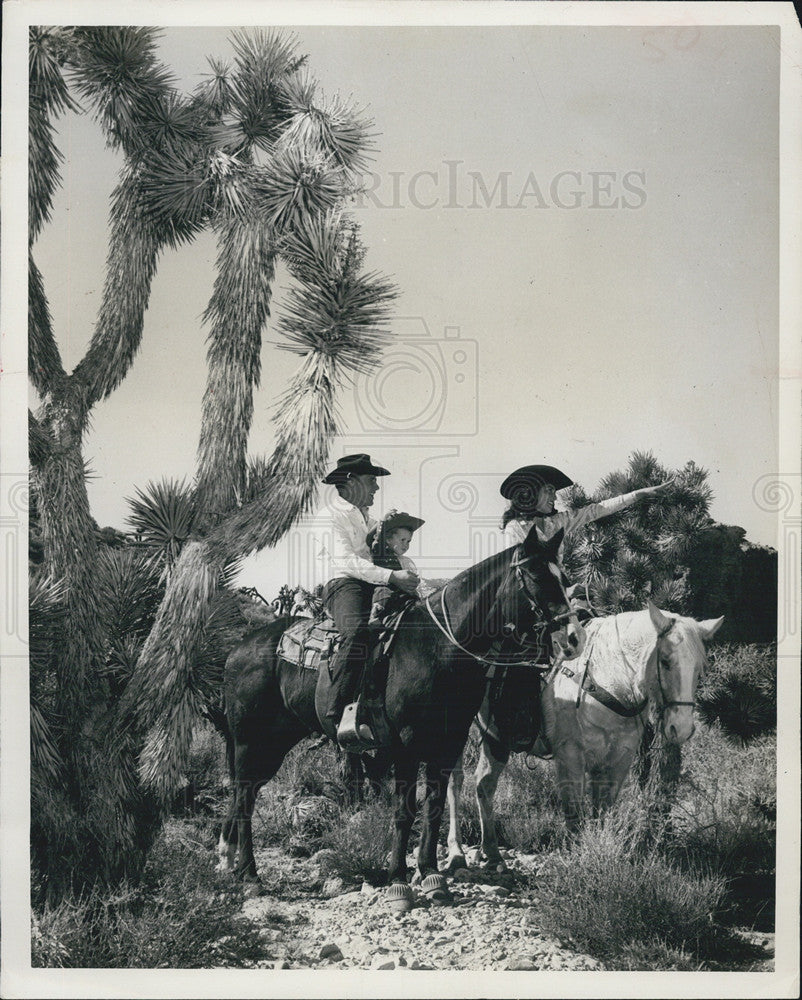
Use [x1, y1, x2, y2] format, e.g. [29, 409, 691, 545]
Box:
[380, 509, 425, 533]
[367, 510, 425, 547]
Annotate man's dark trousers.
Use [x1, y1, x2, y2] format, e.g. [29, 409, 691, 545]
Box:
[320, 577, 374, 727]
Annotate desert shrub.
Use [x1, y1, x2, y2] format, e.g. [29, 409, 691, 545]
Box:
[534, 800, 732, 968]
[492, 756, 566, 852]
[172, 721, 230, 817]
[673, 725, 775, 873]
[318, 801, 395, 884]
[32, 820, 264, 968]
[670, 722, 775, 929]
[697, 644, 776, 742]
[448, 750, 566, 853]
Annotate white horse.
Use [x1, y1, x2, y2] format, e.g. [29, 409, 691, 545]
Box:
[446, 600, 724, 869]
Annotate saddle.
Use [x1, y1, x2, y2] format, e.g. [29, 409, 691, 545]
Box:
[277, 616, 340, 673]
[277, 603, 413, 751]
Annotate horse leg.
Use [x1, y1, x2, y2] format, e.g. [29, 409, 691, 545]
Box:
[475, 738, 509, 870]
[551, 741, 586, 832]
[216, 730, 238, 872]
[445, 750, 467, 872]
[233, 773, 262, 883]
[387, 749, 418, 885]
[216, 806, 238, 873]
[417, 757, 456, 880]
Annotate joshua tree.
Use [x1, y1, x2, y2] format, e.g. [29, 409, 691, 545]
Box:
[560, 451, 715, 615]
[29, 26, 395, 891]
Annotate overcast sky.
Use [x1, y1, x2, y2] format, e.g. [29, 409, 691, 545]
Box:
[32, 21, 782, 597]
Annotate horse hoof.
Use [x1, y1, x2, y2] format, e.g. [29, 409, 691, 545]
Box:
[444, 853, 467, 873]
[421, 873, 453, 904]
[242, 880, 264, 898]
[386, 882, 414, 913]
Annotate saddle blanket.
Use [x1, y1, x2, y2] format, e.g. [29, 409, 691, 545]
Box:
[277, 600, 413, 674]
[277, 617, 340, 672]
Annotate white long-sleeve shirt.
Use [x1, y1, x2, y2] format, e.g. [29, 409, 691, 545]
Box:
[503, 490, 646, 547]
[320, 495, 394, 586]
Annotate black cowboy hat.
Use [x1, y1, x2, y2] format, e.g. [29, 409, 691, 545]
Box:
[322, 453, 391, 485]
[500, 464, 573, 505]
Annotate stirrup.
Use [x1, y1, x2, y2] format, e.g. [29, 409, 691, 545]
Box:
[336, 702, 379, 752]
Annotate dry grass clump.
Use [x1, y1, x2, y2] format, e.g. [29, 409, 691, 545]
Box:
[32, 820, 264, 968]
[532, 799, 732, 969]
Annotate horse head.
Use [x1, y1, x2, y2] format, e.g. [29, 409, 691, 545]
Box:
[647, 599, 724, 743]
[517, 527, 587, 661]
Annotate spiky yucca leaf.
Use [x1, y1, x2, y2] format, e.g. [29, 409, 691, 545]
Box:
[28, 255, 65, 397]
[223, 29, 303, 153]
[275, 218, 397, 374]
[252, 146, 346, 231]
[274, 83, 377, 177]
[67, 27, 175, 155]
[72, 175, 164, 406]
[31, 701, 63, 788]
[136, 145, 213, 235]
[94, 547, 164, 649]
[192, 57, 235, 116]
[29, 28, 79, 243]
[125, 478, 197, 570]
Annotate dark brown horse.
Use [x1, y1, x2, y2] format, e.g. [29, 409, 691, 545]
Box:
[216, 525, 586, 900]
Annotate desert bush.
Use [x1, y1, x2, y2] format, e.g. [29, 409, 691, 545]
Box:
[670, 721, 775, 930]
[533, 799, 732, 969]
[171, 721, 230, 817]
[697, 644, 776, 743]
[32, 820, 264, 968]
[318, 801, 395, 885]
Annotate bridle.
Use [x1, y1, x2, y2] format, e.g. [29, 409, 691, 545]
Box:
[565, 614, 701, 718]
[423, 546, 575, 669]
[653, 618, 702, 712]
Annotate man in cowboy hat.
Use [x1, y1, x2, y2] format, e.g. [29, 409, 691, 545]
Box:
[318, 455, 419, 744]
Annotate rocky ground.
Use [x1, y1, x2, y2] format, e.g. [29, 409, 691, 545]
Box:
[237, 845, 612, 971]
[228, 843, 775, 973]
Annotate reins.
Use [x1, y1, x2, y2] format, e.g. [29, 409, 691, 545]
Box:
[423, 547, 567, 670]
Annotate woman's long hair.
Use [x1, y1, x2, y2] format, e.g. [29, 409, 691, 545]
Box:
[501, 503, 531, 531]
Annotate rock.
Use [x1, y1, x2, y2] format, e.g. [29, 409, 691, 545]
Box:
[322, 876, 347, 898]
[319, 943, 344, 961]
[491, 885, 511, 897]
[371, 956, 395, 970]
[273, 959, 291, 969]
[360, 882, 379, 897]
[505, 959, 537, 970]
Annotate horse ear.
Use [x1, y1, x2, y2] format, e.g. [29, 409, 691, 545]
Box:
[543, 528, 565, 562]
[647, 599, 672, 634]
[697, 616, 725, 641]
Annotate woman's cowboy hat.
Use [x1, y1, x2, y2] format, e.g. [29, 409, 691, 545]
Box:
[366, 510, 425, 547]
[322, 453, 390, 484]
[500, 464, 573, 503]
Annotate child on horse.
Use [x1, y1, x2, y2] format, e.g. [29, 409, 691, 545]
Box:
[367, 510, 425, 625]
